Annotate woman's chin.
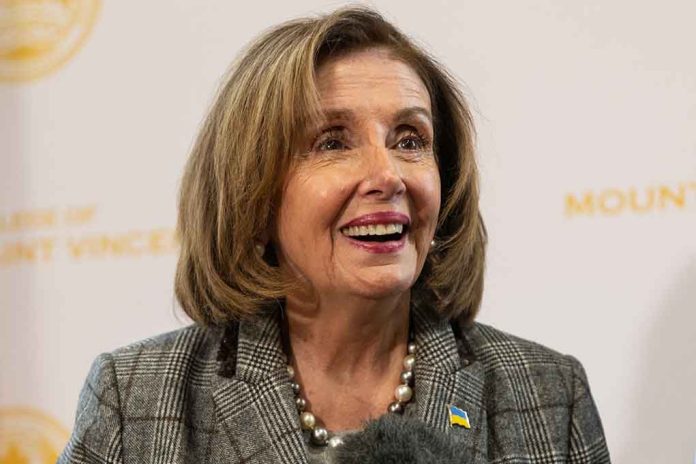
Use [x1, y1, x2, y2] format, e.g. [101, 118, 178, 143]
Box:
[343, 270, 415, 300]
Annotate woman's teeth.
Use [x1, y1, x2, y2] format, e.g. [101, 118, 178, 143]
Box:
[341, 223, 404, 237]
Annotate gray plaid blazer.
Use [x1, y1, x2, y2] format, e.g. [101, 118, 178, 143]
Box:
[59, 305, 610, 463]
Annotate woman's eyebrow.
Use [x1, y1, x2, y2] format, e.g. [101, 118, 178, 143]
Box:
[393, 106, 433, 125]
[319, 108, 356, 125]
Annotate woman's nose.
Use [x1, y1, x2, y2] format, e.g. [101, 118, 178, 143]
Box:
[357, 145, 406, 200]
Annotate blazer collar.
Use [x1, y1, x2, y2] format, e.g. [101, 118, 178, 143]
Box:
[212, 310, 308, 464]
[212, 306, 487, 463]
[410, 306, 488, 462]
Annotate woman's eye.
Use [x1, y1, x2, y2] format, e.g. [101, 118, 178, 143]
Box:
[317, 138, 346, 151]
[396, 132, 427, 151]
[312, 128, 349, 152]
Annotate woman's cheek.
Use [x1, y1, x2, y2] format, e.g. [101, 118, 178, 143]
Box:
[409, 166, 441, 221]
[290, 169, 356, 256]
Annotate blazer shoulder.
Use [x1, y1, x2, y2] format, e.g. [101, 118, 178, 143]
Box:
[461, 322, 586, 402]
[107, 324, 224, 383]
[61, 324, 233, 463]
[465, 321, 578, 369]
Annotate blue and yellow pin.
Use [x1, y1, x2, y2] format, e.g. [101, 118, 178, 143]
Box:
[448, 405, 471, 429]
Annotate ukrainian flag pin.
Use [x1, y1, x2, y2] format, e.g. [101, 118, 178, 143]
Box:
[448, 405, 471, 429]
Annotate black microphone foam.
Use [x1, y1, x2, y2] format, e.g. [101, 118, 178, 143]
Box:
[334, 414, 471, 464]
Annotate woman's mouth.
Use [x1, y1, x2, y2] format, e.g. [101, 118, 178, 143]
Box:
[338, 212, 410, 253]
[340, 223, 408, 242]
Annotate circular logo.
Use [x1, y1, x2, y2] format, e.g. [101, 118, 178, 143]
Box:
[0, 407, 69, 463]
[0, 0, 101, 82]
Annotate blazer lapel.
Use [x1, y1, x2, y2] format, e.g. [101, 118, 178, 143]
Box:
[411, 306, 488, 463]
[212, 311, 308, 464]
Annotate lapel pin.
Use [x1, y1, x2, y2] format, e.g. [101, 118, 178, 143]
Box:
[448, 405, 471, 429]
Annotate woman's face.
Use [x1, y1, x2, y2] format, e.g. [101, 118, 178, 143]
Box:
[275, 47, 441, 301]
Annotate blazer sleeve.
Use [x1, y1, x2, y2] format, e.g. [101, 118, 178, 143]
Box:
[58, 353, 124, 464]
[565, 355, 611, 464]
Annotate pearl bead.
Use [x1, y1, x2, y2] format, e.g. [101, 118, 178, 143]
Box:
[403, 354, 415, 371]
[400, 370, 414, 386]
[289, 339, 417, 447]
[300, 411, 316, 430]
[388, 401, 404, 414]
[395, 384, 413, 402]
[328, 436, 344, 448]
[255, 243, 265, 256]
[295, 397, 306, 412]
[311, 426, 329, 445]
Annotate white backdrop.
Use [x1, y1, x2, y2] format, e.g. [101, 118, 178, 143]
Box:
[1, 1, 694, 462]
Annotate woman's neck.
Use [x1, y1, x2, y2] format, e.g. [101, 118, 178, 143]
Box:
[284, 292, 410, 378]
[282, 292, 411, 430]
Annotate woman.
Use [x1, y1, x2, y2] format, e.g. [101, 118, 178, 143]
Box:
[60, 7, 610, 464]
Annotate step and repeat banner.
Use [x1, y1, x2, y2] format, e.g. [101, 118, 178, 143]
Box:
[1, 1, 694, 462]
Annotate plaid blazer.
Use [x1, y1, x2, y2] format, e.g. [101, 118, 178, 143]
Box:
[59, 305, 611, 463]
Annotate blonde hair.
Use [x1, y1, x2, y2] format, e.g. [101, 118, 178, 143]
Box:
[175, 6, 487, 326]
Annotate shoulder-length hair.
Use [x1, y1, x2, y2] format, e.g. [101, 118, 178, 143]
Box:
[175, 6, 487, 327]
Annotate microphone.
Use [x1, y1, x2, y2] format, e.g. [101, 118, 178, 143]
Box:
[334, 414, 471, 464]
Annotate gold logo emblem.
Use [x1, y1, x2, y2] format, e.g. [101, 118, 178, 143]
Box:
[0, 0, 101, 82]
[0, 407, 69, 463]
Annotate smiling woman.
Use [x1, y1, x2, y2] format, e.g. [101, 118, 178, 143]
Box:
[59, 7, 611, 464]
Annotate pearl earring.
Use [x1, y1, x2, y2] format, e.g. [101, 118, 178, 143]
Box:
[255, 242, 265, 256]
[430, 239, 436, 247]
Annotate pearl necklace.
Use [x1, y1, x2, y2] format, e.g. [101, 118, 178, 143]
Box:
[287, 341, 416, 447]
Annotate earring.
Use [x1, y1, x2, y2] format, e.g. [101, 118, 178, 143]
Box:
[255, 242, 265, 256]
[430, 239, 436, 247]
